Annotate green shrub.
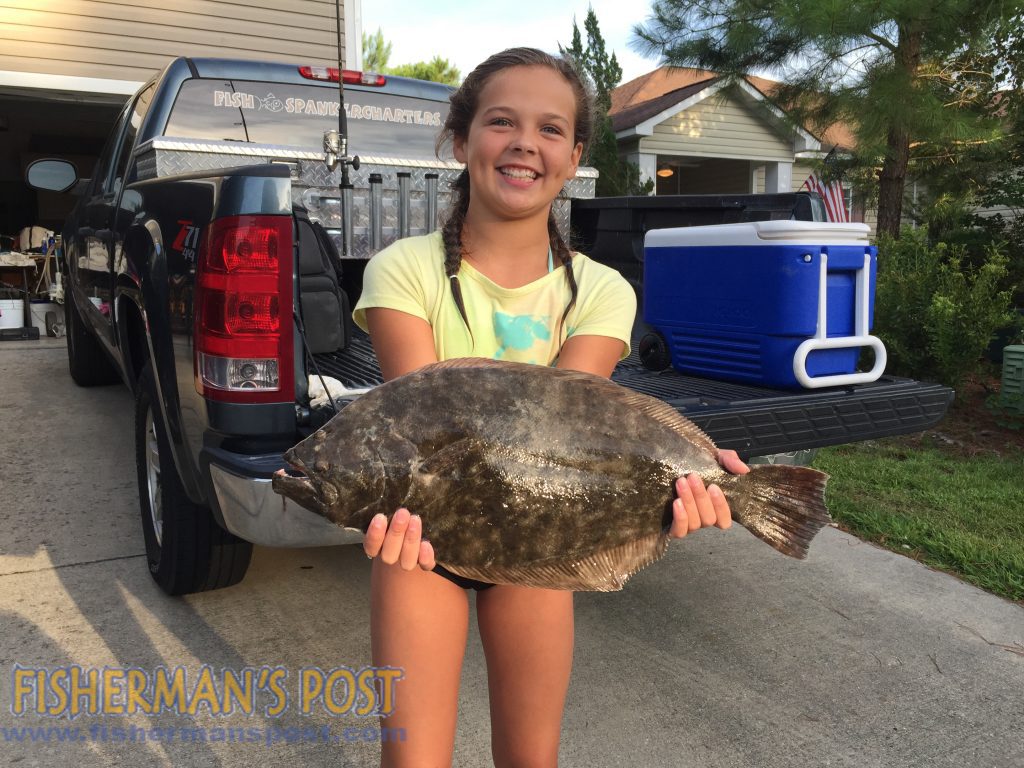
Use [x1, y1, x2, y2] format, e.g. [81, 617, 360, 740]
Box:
[974, 213, 1024, 307]
[874, 228, 1016, 391]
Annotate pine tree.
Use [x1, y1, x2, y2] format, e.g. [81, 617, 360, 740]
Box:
[361, 28, 392, 73]
[634, 0, 1022, 237]
[389, 57, 461, 87]
[581, 9, 621, 112]
[360, 29, 459, 86]
[562, 8, 653, 197]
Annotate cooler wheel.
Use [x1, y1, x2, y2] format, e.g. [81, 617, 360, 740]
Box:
[639, 331, 671, 372]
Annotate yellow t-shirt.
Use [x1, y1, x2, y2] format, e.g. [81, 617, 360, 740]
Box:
[353, 231, 636, 365]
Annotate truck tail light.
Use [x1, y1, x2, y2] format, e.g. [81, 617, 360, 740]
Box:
[298, 66, 386, 86]
[194, 215, 294, 403]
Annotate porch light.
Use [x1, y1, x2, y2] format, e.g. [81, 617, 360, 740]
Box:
[656, 163, 674, 178]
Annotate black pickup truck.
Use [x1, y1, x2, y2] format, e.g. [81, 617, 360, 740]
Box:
[27, 57, 952, 596]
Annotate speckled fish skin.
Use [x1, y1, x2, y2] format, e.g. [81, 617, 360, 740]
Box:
[272, 358, 831, 591]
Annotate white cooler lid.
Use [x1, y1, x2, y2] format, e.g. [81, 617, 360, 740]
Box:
[644, 220, 872, 248]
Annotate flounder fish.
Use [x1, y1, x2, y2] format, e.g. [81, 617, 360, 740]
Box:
[273, 358, 830, 591]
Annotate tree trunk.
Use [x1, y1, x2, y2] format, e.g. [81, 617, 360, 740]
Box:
[876, 27, 923, 239]
[876, 127, 910, 238]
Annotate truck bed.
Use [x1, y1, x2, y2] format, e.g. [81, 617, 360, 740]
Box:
[311, 330, 954, 460]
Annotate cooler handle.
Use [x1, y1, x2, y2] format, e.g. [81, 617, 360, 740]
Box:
[792, 252, 888, 389]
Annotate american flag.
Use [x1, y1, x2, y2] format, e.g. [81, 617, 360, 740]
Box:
[802, 172, 849, 222]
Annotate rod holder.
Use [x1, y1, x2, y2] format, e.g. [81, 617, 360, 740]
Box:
[369, 173, 384, 251]
[340, 184, 353, 258]
[397, 172, 411, 239]
[425, 173, 438, 234]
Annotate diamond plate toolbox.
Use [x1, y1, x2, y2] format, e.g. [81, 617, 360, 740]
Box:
[135, 138, 597, 259]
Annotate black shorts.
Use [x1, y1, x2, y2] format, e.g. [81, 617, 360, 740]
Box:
[433, 564, 495, 591]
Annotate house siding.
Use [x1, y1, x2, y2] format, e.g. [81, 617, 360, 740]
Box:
[638, 90, 793, 162]
[863, 208, 879, 231]
[975, 204, 1020, 221]
[0, 0, 342, 85]
[791, 162, 813, 193]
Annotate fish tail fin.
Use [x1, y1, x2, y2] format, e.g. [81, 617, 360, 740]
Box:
[729, 465, 831, 559]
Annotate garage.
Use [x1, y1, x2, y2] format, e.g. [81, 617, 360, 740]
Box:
[0, 0, 349, 338]
[0, 85, 126, 242]
[0, 80, 127, 337]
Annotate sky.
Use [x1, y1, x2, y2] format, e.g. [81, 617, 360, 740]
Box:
[358, 0, 663, 86]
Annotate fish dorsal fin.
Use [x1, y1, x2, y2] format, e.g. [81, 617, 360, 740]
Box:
[413, 358, 718, 455]
[415, 357, 516, 372]
[620, 389, 718, 455]
[440, 531, 670, 592]
[539, 368, 719, 455]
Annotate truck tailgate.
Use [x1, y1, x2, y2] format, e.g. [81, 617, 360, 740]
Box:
[311, 331, 954, 460]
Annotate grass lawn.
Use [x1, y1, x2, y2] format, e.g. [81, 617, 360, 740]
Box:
[811, 380, 1024, 604]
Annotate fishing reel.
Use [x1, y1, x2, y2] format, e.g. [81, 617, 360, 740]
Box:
[323, 130, 360, 175]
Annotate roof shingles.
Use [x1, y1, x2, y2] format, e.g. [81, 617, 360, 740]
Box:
[610, 66, 855, 151]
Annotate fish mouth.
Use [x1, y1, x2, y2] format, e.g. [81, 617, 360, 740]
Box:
[282, 445, 306, 472]
[271, 471, 327, 517]
[271, 456, 328, 517]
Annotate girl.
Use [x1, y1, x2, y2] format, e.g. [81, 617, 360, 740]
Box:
[352, 47, 748, 768]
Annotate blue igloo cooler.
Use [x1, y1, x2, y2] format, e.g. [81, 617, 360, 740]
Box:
[643, 220, 887, 389]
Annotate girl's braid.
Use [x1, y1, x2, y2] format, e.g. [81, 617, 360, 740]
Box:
[548, 208, 578, 344]
[441, 170, 473, 342]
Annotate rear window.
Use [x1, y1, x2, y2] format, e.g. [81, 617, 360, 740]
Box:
[163, 79, 450, 159]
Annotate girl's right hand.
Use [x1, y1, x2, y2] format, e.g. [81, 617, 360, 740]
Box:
[364, 508, 436, 571]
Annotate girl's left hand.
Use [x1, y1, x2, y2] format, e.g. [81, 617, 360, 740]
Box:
[670, 449, 750, 538]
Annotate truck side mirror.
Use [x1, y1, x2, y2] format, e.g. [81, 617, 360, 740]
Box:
[25, 159, 80, 193]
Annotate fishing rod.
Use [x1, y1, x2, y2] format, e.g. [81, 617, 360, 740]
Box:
[324, 0, 359, 258]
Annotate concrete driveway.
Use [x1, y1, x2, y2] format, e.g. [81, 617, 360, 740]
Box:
[1, 339, 1022, 767]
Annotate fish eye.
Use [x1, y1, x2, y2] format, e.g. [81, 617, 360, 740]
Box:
[318, 480, 339, 505]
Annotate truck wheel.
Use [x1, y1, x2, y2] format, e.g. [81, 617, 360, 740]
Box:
[65, 288, 119, 386]
[135, 362, 252, 595]
[639, 331, 672, 372]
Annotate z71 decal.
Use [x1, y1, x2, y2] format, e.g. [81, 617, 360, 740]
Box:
[173, 220, 201, 263]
